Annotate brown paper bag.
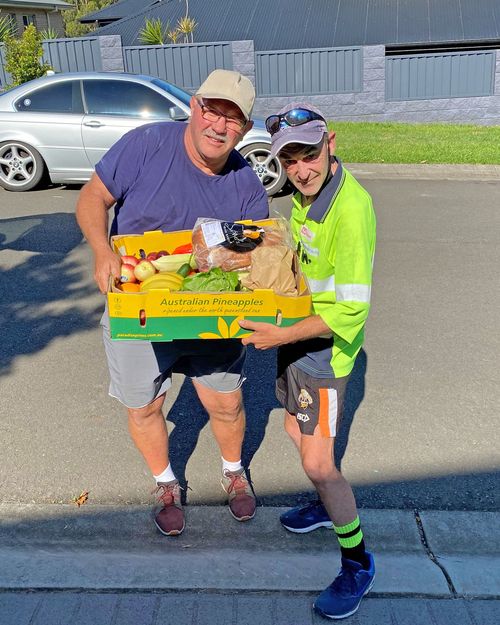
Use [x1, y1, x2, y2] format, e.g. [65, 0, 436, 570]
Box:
[240, 245, 297, 295]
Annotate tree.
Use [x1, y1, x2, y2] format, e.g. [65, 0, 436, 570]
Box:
[3, 24, 52, 87]
[63, 1, 116, 38]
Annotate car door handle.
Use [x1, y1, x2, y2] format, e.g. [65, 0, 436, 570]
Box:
[83, 121, 104, 128]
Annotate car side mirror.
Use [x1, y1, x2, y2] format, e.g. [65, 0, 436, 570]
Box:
[169, 106, 189, 121]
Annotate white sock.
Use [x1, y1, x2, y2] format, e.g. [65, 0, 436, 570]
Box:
[153, 463, 176, 484]
[222, 457, 243, 473]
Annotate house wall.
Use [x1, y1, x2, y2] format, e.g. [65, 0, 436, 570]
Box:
[4, 9, 65, 37]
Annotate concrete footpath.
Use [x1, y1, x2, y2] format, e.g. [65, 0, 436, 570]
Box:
[0, 505, 498, 624]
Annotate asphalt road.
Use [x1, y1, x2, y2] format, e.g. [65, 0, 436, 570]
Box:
[0, 175, 498, 511]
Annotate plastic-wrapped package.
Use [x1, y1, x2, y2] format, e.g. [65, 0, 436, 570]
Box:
[192, 218, 291, 272]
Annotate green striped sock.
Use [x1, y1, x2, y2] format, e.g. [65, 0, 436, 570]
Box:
[333, 516, 364, 549]
[333, 516, 369, 568]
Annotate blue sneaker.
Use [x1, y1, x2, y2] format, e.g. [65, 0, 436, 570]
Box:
[280, 500, 333, 533]
[314, 553, 375, 620]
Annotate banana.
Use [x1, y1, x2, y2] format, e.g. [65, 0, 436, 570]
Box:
[151, 253, 191, 273]
[139, 272, 184, 292]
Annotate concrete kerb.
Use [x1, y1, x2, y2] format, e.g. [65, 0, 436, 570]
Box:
[0, 505, 498, 598]
[345, 163, 500, 180]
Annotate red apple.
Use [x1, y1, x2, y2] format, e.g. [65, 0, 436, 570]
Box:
[146, 251, 159, 261]
[157, 250, 169, 257]
[120, 263, 137, 283]
[121, 255, 139, 267]
[134, 260, 156, 281]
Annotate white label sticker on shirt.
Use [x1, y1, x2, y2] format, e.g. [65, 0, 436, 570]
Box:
[300, 225, 315, 242]
[201, 221, 225, 248]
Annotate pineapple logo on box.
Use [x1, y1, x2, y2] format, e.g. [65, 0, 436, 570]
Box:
[198, 316, 251, 339]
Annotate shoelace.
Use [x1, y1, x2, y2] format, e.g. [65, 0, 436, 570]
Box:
[299, 500, 324, 516]
[225, 472, 249, 496]
[153, 483, 180, 507]
[329, 566, 358, 596]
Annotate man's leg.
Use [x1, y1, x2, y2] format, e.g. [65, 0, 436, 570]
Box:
[297, 426, 374, 619]
[297, 428, 358, 528]
[127, 392, 169, 475]
[193, 382, 245, 462]
[193, 381, 256, 521]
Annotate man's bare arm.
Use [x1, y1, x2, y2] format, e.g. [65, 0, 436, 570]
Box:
[239, 314, 331, 350]
[76, 173, 120, 294]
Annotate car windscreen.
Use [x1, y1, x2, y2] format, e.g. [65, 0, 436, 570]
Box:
[150, 78, 192, 107]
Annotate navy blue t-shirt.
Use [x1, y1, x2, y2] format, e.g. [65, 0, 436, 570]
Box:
[95, 122, 269, 236]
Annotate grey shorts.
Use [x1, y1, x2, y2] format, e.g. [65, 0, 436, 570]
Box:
[276, 363, 349, 438]
[100, 310, 246, 409]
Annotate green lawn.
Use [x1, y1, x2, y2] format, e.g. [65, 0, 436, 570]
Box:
[328, 122, 500, 164]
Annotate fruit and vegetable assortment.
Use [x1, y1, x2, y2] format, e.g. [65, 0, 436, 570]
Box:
[115, 219, 295, 294]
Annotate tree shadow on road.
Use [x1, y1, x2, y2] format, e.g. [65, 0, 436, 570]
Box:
[0, 212, 102, 377]
[164, 347, 367, 505]
[165, 345, 280, 503]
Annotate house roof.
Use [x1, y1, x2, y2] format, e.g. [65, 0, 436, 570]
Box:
[88, 0, 500, 50]
[0, 0, 72, 8]
[80, 0, 158, 24]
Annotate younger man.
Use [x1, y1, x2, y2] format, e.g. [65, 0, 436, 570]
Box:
[239, 103, 376, 619]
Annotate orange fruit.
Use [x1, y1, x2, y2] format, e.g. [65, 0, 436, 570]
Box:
[120, 282, 141, 292]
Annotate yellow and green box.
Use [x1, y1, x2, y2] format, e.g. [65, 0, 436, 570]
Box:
[108, 220, 311, 341]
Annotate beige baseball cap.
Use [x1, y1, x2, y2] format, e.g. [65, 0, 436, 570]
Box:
[195, 69, 255, 120]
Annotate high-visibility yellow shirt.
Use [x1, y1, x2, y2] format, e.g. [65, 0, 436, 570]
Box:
[283, 161, 376, 378]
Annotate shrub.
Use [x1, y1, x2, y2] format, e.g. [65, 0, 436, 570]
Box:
[4, 24, 52, 87]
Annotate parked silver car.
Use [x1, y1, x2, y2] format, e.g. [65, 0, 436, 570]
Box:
[0, 72, 286, 195]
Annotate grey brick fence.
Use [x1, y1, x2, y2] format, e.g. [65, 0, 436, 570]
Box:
[1, 36, 499, 125]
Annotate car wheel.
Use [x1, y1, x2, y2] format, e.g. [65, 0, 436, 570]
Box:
[0, 141, 46, 192]
[239, 142, 287, 196]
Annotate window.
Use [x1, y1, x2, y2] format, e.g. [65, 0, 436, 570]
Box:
[15, 81, 83, 114]
[83, 80, 176, 119]
[8, 14, 18, 36]
[22, 15, 36, 29]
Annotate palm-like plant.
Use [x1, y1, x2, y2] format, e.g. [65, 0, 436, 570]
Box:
[176, 16, 197, 44]
[40, 27, 58, 40]
[0, 15, 15, 42]
[139, 18, 170, 45]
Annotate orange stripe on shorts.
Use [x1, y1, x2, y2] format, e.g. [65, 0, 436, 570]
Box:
[318, 388, 332, 437]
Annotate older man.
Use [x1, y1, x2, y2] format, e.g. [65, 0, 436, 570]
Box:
[239, 103, 376, 619]
[76, 70, 268, 536]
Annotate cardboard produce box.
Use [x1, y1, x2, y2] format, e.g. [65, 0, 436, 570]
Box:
[108, 219, 311, 341]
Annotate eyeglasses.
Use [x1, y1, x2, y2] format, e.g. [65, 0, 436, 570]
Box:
[265, 108, 325, 135]
[197, 99, 246, 132]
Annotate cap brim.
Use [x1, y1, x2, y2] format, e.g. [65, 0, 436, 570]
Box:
[196, 92, 250, 120]
[270, 127, 325, 157]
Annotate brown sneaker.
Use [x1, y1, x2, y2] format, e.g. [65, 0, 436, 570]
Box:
[153, 480, 185, 536]
[221, 468, 256, 521]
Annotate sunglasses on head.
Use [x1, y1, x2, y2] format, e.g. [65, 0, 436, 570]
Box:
[265, 108, 326, 135]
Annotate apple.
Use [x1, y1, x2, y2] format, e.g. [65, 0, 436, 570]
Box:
[120, 263, 137, 283]
[134, 260, 156, 281]
[157, 250, 170, 257]
[121, 255, 139, 267]
[146, 251, 159, 261]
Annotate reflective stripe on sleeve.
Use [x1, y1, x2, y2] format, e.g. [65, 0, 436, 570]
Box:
[336, 283, 371, 303]
[306, 275, 336, 293]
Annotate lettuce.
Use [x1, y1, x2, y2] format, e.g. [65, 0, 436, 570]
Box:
[181, 267, 240, 292]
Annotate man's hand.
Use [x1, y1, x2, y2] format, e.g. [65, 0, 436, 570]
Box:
[239, 319, 292, 349]
[94, 247, 122, 294]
